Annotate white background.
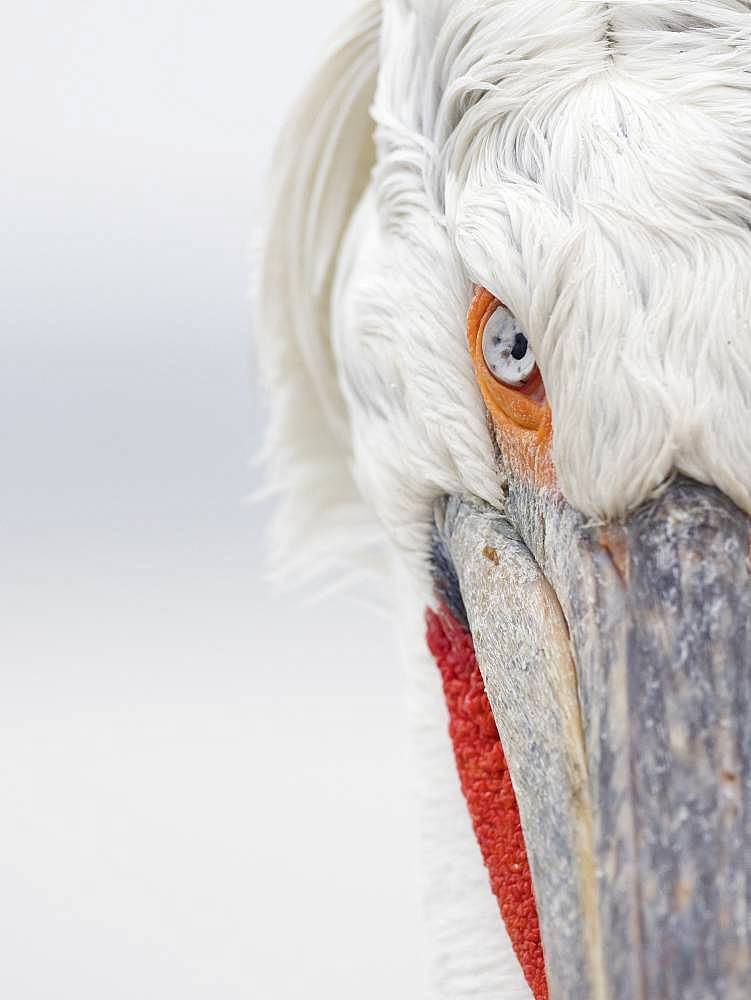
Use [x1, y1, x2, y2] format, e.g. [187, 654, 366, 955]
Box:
[1, 3, 423, 996]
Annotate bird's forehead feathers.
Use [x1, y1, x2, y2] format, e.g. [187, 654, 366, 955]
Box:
[352, 0, 751, 530]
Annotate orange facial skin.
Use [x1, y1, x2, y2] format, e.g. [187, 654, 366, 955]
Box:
[467, 287, 556, 490]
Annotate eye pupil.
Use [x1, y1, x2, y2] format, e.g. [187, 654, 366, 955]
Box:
[511, 333, 527, 361]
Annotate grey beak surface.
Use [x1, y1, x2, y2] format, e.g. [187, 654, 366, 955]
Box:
[437, 478, 751, 1000]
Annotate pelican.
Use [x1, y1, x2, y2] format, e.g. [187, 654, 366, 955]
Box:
[257, 3, 751, 998]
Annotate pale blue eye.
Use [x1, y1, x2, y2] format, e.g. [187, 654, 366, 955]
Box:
[481, 307, 536, 386]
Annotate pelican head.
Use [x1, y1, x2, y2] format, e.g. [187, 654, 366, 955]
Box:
[259, 3, 751, 998]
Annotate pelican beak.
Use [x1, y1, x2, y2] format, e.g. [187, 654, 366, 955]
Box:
[434, 477, 751, 1000]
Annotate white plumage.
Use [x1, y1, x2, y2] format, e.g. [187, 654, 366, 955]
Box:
[261, 0, 751, 582]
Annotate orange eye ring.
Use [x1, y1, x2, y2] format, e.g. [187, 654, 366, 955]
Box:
[467, 287, 555, 487]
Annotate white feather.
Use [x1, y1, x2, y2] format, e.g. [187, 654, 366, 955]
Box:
[256, 1, 383, 589]
[371, 0, 751, 525]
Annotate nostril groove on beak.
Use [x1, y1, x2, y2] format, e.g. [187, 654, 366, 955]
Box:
[596, 525, 630, 585]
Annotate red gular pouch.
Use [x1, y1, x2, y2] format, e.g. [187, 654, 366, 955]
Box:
[426, 602, 548, 1000]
